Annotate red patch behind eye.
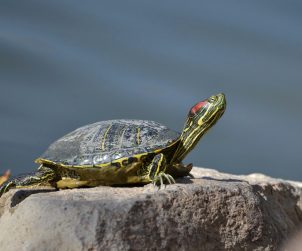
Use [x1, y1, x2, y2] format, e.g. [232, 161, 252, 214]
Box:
[190, 100, 207, 115]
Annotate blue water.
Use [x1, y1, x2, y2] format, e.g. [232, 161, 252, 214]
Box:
[0, 1, 301, 180]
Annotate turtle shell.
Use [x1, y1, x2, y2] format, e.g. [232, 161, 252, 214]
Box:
[38, 120, 180, 166]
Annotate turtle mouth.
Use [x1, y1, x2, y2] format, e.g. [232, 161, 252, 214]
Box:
[217, 93, 226, 111]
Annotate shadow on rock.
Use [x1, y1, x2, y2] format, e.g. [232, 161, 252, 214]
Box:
[10, 188, 55, 207]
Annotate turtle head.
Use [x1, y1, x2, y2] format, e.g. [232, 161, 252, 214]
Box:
[187, 93, 226, 127]
[172, 93, 226, 163]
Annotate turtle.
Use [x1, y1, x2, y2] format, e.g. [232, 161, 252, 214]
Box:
[0, 93, 226, 196]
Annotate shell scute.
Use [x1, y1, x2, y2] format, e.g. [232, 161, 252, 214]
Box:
[40, 120, 180, 166]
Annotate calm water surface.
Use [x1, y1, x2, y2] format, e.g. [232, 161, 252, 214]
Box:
[0, 1, 301, 180]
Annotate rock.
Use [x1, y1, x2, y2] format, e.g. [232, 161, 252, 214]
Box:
[0, 167, 301, 251]
[282, 229, 302, 251]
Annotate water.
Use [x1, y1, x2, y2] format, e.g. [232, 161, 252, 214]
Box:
[0, 1, 301, 180]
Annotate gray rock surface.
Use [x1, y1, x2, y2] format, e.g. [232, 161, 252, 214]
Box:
[0, 167, 301, 251]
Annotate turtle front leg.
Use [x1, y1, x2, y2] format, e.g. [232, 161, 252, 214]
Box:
[0, 166, 56, 197]
[146, 153, 175, 188]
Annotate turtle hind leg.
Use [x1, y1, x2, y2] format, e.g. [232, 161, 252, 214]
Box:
[0, 180, 15, 197]
[0, 166, 56, 197]
[145, 153, 175, 188]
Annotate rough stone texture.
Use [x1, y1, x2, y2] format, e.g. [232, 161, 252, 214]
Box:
[0, 167, 301, 251]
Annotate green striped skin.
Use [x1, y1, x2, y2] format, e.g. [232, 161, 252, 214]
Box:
[0, 93, 226, 196]
[0, 166, 56, 195]
[172, 93, 226, 163]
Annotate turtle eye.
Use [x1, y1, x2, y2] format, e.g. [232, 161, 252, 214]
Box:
[208, 96, 217, 103]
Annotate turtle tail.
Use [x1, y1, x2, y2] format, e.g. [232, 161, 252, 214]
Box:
[0, 166, 57, 197]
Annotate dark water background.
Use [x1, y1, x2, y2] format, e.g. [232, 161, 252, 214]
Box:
[0, 1, 301, 180]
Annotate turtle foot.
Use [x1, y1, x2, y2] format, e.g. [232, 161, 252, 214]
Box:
[152, 172, 175, 189]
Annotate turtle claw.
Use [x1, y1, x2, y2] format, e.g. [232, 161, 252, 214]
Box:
[160, 175, 164, 188]
[152, 172, 175, 189]
[165, 173, 175, 184]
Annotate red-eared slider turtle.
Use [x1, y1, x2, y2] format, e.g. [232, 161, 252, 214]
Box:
[0, 93, 226, 196]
